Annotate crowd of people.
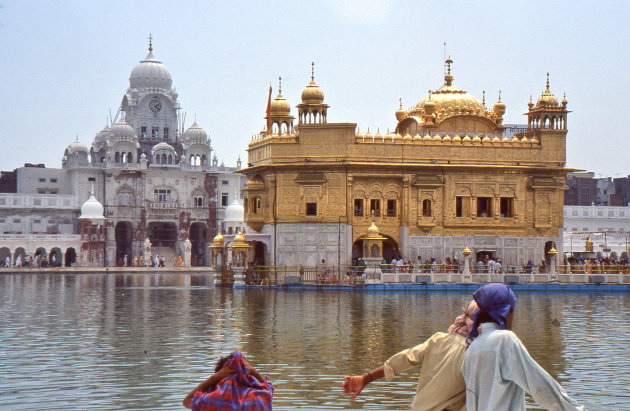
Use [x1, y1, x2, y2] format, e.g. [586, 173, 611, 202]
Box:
[2, 252, 63, 268]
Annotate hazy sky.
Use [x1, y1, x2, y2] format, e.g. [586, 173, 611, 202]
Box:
[1, 0, 629, 177]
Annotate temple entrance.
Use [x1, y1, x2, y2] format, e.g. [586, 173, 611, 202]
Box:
[352, 236, 399, 264]
[65, 247, 77, 267]
[251, 241, 266, 266]
[50, 247, 62, 267]
[0, 247, 10, 266]
[115, 221, 133, 266]
[189, 223, 207, 266]
[14, 247, 26, 267]
[147, 222, 177, 248]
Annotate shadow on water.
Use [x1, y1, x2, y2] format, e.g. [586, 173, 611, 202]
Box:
[0, 273, 627, 409]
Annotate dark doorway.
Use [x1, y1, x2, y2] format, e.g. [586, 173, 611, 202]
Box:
[65, 247, 77, 267]
[189, 222, 207, 266]
[116, 221, 133, 266]
[147, 221, 177, 248]
[252, 241, 266, 265]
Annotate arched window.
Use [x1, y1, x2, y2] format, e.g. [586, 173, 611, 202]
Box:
[127, 152, 133, 163]
[280, 123, 288, 134]
[272, 123, 279, 134]
[115, 152, 120, 163]
[168, 154, 173, 164]
[195, 155, 201, 166]
[422, 199, 432, 217]
[161, 153, 167, 164]
[190, 155, 195, 165]
[121, 152, 126, 163]
[201, 155, 207, 165]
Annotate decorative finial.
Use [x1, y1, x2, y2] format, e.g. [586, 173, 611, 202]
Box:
[311, 61, 315, 81]
[399, 98, 402, 109]
[75, 133, 79, 142]
[529, 94, 532, 102]
[148, 33, 153, 52]
[482, 90, 486, 106]
[446, 55, 452, 74]
[498, 90, 502, 102]
[278, 76, 282, 94]
[546, 72, 550, 90]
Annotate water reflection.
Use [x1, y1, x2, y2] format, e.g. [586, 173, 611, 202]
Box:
[0, 273, 626, 410]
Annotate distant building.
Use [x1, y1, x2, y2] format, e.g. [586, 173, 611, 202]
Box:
[0, 40, 245, 267]
[564, 171, 596, 206]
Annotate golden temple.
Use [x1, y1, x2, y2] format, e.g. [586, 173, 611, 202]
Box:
[241, 60, 569, 267]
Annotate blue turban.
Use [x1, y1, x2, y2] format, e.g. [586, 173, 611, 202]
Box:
[467, 283, 516, 341]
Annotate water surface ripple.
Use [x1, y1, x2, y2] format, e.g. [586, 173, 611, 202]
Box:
[0, 273, 627, 410]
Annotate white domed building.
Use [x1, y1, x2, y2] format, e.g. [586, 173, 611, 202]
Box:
[0, 38, 245, 268]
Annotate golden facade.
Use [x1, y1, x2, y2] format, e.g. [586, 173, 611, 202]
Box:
[241, 61, 569, 266]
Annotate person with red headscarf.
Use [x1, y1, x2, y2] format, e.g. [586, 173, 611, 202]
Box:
[342, 300, 478, 411]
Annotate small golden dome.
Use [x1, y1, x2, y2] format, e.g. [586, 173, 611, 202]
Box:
[433, 134, 442, 142]
[501, 135, 510, 143]
[520, 135, 529, 143]
[374, 129, 383, 141]
[453, 134, 462, 143]
[530, 135, 539, 144]
[511, 135, 520, 144]
[301, 80, 324, 103]
[364, 128, 373, 140]
[355, 127, 363, 139]
[403, 132, 413, 142]
[536, 73, 559, 107]
[394, 132, 403, 141]
[442, 134, 452, 143]
[413, 133, 422, 142]
[482, 135, 492, 143]
[395, 99, 407, 121]
[492, 135, 501, 143]
[462, 135, 472, 143]
[462, 243, 471, 257]
[233, 229, 247, 246]
[423, 133, 432, 142]
[367, 220, 380, 238]
[473, 135, 482, 143]
[270, 92, 291, 115]
[213, 231, 224, 247]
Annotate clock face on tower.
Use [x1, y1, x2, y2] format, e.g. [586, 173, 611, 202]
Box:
[149, 97, 162, 113]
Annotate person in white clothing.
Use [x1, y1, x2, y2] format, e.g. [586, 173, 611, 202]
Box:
[462, 283, 584, 411]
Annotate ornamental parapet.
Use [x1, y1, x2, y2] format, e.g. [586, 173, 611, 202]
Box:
[353, 131, 540, 147]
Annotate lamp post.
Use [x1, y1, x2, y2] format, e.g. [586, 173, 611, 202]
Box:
[462, 242, 472, 283]
[548, 245, 558, 282]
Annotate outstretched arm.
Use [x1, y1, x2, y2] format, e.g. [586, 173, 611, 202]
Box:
[342, 366, 385, 401]
[183, 366, 236, 409]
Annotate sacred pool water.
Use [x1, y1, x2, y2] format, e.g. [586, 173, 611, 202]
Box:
[0, 273, 627, 410]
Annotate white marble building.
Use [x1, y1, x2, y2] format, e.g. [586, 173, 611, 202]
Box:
[0, 40, 245, 267]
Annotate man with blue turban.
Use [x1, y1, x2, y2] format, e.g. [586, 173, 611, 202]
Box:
[462, 283, 584, 410]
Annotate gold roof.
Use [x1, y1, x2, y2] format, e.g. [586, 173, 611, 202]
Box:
[270, 92, 291, 115]
[536, 73, 559, 108]
[213, 231, 224, 247]
[413, 59, 485, 115]
[301, 62, 324, 103]
[367, 220, 381, 238]
[233, 229, 247, 246]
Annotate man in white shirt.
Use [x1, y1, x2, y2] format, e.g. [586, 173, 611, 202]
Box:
[462, 283, 584, 411]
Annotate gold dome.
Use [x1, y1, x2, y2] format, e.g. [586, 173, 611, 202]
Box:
[536, 73, 559, 107]
[414, 59, 484, 116]
[367, 220, 380, 238]
[213, 231, 224, 247]
[395, 99, 407, 121]
[233, 229, 247, 246]
[301, 79, 324, 103]
[270, 92, 291, 115]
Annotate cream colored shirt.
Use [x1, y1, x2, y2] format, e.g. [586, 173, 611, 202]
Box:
[383, 332, 467, 411]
